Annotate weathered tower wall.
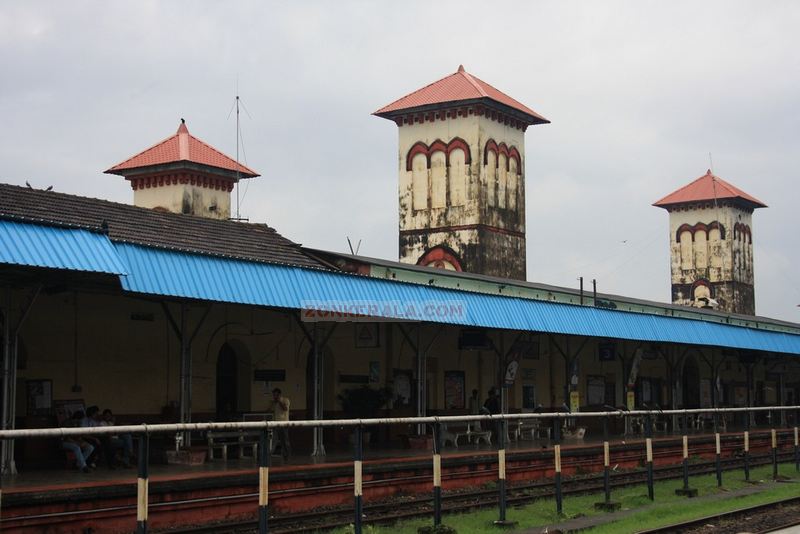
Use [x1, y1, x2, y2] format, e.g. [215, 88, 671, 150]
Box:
[397, 111, 527, 279]
[666, 202, 756, 314]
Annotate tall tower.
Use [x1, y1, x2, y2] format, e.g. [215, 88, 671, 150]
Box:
[374, 66, 548, 280]
[653, 170, 767, 315]
[105, 120, 259, 220]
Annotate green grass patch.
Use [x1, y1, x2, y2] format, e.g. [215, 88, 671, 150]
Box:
[330, 462, 799, 534]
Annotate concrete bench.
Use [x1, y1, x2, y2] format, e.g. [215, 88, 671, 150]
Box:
[207, 430, 260, 461]
[442, 424, 492, 447]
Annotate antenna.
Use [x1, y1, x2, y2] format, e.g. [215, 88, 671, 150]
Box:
[228, 86, 250, 222]
[346, 237, 362, 256]
[708, 152, 714, 173]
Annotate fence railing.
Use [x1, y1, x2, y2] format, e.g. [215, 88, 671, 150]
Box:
[1, 405, 799, 534]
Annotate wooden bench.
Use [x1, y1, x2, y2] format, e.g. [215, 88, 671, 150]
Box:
[207, 430, 260, 461]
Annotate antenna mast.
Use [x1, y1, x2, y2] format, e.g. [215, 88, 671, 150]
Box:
[235, 95, 241, 220]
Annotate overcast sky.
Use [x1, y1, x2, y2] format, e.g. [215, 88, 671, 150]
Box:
[1, 1, 798, 321]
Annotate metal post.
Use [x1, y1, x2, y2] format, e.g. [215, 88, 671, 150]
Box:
[353, 425, 363, 534]
[416, 327, 426, 436]
[603, 416, 611, 503]
[645, 413, 654, 501]
[714, 411, 722, 487]
[136, 434, 150, 534]
[493, 419, 515, 526]
[432, 422, 442, 527]
[595, 414, 620, 511]
[794, 409, 799, 473]
[179, 304, 191, 448]
[744, 408, 750, 481]
[1, 288, 13, 475]
[554, 416, 563, 515]
[258, 427, 271, 534]
[675, 412, 697, 497]
[771, 410, 778, 481]
[311, 323, 323, 457]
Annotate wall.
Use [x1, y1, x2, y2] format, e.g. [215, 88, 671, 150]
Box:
[396, 112, 527, 279]
[12, 287, 795, 430]
[134, 183, 232, 220]
[666, 203, 756, 314]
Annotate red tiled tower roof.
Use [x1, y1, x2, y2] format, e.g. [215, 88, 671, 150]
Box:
[374, 65, 549, 125]
[105, 120, 259, 178]
[653, 170, 767, 209]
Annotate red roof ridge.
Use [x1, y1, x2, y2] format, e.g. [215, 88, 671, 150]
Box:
[373, 66, 549, 124]
[105, 120, 259, 177]
[373, 69, 464, 115]
[459, 68, 489, 98]
[653, 169, 767, 208]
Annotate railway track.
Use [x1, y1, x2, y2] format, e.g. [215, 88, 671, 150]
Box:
[638, 495, 800, 533]
[170, 453, 798, 533]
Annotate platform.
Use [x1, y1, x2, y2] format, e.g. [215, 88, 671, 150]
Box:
[0, 428, 788, 533]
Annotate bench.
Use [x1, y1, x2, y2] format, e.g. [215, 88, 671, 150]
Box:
[442, 424, 492, 447]
[207, 430, 260, 461]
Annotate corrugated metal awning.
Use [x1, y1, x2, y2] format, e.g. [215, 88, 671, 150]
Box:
[115, 243, 800, 355]
[0, 220, 127, 275]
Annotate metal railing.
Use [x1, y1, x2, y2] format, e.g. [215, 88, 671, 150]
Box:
[0, 405, 799, 533]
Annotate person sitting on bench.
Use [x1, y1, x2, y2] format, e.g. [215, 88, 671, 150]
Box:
[62, 411, 94, 473]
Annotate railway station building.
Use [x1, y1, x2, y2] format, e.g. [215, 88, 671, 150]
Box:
[2, 68, 800, 477]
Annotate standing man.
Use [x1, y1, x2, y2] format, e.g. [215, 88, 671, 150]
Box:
[268, 388, 291, 461]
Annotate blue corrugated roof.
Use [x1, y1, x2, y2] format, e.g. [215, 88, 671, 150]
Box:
[0, 220, 127, 275]
[114, 243, 800, 355]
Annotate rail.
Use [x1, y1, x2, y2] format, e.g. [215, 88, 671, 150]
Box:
[0, 405, 798, 534]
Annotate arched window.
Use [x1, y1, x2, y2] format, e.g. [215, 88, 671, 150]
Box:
[497, 153, 507, 209]
[508, 156, 518, 210]
[411, 152, 428, 210]
[694, 227, 708, 270]
[486, 150, 497, 207]
[449, 148, 467, 206]
[430, 151, 447, 208]
[680, 229, 693, 270]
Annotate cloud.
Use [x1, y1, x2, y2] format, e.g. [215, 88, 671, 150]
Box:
[1, 0, 798, 320]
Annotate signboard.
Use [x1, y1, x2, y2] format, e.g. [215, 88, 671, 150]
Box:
[598, 342, 616, 362]
[626, 390, 636, 411]
[504, 360, 519, 385]
[444, 371, 465, 409]
[627, 349, 643, 388]
[569, 390, 580, 413]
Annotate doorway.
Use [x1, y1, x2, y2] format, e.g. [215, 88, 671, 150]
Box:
[682, 355, 701, 408]
[216, 343, 238, 419]
[216, 341, 251, 419]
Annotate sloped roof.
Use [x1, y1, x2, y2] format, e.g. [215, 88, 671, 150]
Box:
[0, 183, 323, 269]
[105, 121, 259, 178]
[374, 65, 549, 125]
[653, 170, 767, 209]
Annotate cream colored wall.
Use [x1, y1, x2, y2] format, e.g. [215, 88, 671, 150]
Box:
[134, 183, 232, 220]
[397, 115, 527, 232]
[668, 205, 754, 286]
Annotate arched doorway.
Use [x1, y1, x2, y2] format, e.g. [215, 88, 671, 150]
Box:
[682, 355, 700, 408]
[216, 341, 251, 420]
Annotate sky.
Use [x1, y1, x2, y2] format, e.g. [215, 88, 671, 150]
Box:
[1, 1, 798, 321]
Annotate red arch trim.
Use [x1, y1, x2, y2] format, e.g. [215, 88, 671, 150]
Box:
[406, 142, 430, 171]
[405, 138, 473, 171]
[417, 246, 463, 272]
[482, 139, 521, 171]
[675, 221, 727, 243]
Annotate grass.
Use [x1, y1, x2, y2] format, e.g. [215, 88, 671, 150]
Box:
[329, 462, 800, 534]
